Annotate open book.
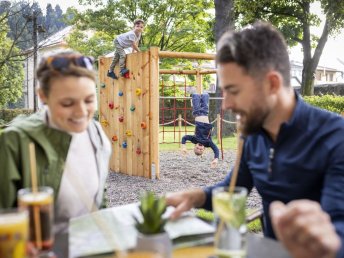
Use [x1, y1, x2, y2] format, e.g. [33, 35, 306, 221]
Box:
[69, 203, 215, 258]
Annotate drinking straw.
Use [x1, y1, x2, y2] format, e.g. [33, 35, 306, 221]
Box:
[228, 115, 244, 194]
[29, 142, 42, 250]
[214, 116, 244, 244]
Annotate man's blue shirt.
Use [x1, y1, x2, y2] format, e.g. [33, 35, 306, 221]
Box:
[203, 94, 344, 257]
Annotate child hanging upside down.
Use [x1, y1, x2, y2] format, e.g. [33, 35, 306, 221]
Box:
[181, 93, 219, 168]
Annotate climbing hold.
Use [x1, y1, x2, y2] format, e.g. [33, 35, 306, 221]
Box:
[136, 147, 141, 155]
[100, 119, 109, 127]
[135, 88, 142, 96]
[125, 130, 132, 136]
[119, 115, 124, 123]
[100, 83, 106, 88]
[130, 105, 135, 111]
[108, 102, 114, 109]
[111, 135, 118, 141]
[122, 141, 127, 148]
[123, 72, 130, 79]
[140, 122, 147, 129]
[115, 105, 120, 110]
[118, 91, 123, 96]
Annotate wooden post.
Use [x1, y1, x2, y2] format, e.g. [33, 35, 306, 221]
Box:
[217, 114, 221, 144]
[149, 47, 160, 179]
[196, 69, 202, 94]
[178, 114, 182, 147]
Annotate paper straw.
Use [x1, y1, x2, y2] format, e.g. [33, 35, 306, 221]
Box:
[228, 115, 244, 194]
[29, 142, 42, 250]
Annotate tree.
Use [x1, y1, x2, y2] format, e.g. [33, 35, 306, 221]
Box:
[65, 0, 214, 55]
[0, 14, 24, 108]
[235, 0, 344, 96]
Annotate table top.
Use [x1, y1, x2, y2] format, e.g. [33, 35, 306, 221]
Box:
[77, 234, 291, 258]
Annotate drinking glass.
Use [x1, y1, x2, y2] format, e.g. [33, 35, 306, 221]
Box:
[0, 208, 29, 258]
[212, 186, 248, 258]
[18, 187, 55, 257]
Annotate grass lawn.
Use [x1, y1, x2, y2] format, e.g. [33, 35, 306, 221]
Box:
[159, 126, 237, 151]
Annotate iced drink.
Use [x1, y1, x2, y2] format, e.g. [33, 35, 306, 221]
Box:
[0, 209, 28, 258]
[212, 187, 247, 258]
[18, 187, 54, 251]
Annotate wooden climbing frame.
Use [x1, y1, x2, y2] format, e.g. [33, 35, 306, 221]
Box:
[98, 47, 215, 179]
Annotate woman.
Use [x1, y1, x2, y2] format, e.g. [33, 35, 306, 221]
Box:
[0, 51, 112, 257]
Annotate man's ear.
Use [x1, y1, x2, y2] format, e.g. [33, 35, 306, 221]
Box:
[266, 71, 283, 94]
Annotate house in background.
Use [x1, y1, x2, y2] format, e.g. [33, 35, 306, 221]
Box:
[22, 26, 73, 109]
[290, 59, 344, 87]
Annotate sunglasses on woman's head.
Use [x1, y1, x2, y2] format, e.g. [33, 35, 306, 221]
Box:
[46, 56, 94, 71]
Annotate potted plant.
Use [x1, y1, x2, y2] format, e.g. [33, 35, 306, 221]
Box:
[134, 191, 172, 257]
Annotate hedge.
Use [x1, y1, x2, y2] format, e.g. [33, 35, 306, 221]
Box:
[0, 109, 34, 126]
[303, 95, 344, 115]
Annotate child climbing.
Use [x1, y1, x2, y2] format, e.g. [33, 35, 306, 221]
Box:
[181, 93, 219, 168]
[107, 19, 145, 79]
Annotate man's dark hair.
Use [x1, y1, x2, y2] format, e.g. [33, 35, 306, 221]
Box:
[216, 21, 291, 87]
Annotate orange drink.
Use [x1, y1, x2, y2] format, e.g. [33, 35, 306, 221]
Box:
[18, 187, 54, 251]
[0, 209, 28, 258]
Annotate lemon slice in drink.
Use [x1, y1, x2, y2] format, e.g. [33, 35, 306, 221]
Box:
[213, 192, 233, 222]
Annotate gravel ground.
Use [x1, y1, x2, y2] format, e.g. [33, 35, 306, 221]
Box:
[106, 150, 262, 210]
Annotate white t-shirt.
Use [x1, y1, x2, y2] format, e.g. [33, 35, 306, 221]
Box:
[116, 30, 141, 48]
[45, 109, 99, 235]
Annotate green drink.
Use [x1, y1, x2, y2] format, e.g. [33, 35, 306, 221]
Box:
[212, 187, 247, 258]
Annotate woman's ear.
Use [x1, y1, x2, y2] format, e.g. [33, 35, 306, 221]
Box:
[37, 88, 47, 105]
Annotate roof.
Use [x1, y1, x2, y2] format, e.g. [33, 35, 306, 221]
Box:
[23, 26, 73, 54]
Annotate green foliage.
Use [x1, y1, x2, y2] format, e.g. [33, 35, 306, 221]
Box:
[303, 95, 344, 114]
[66, 30, 113, 58]
[134, 191, 167, 235]
[0, 14, 24, 108]
[64, 0, 214, 56]
[0, 109, 34, 125]
[234, 0, 344, 95]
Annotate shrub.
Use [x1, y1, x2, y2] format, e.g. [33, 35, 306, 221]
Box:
[303, 95, 344, 114]
[0, 109, 34, 126]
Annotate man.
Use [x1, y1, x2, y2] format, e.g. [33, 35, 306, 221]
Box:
[166, 21, 344, 258]
[181, 93, 219, 168]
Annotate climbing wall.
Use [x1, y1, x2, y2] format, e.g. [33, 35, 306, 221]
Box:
[98, 47, 160, 179]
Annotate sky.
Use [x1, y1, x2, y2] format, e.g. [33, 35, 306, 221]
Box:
[31, 0, 344, 70]
[29, 0, 85, 12]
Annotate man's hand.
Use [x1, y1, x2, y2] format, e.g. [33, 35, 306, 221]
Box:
[211, 158, 218, 168]
[181, 144, 187, 156]
[270, 200, 340, 258]
[166, 189, 206, 220]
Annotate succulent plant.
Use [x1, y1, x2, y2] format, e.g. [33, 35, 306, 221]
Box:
[134, 191, 167, 235]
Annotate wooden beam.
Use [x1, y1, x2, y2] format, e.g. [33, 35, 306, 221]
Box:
[149, 47, 160, 179]
[159, 69, 216, 75]
[159, 51, 215, 60]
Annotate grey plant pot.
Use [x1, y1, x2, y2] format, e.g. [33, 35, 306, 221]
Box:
[136, 232, 172, 258]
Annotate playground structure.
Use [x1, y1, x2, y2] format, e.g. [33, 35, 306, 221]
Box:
[99, 47, 219, 179]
